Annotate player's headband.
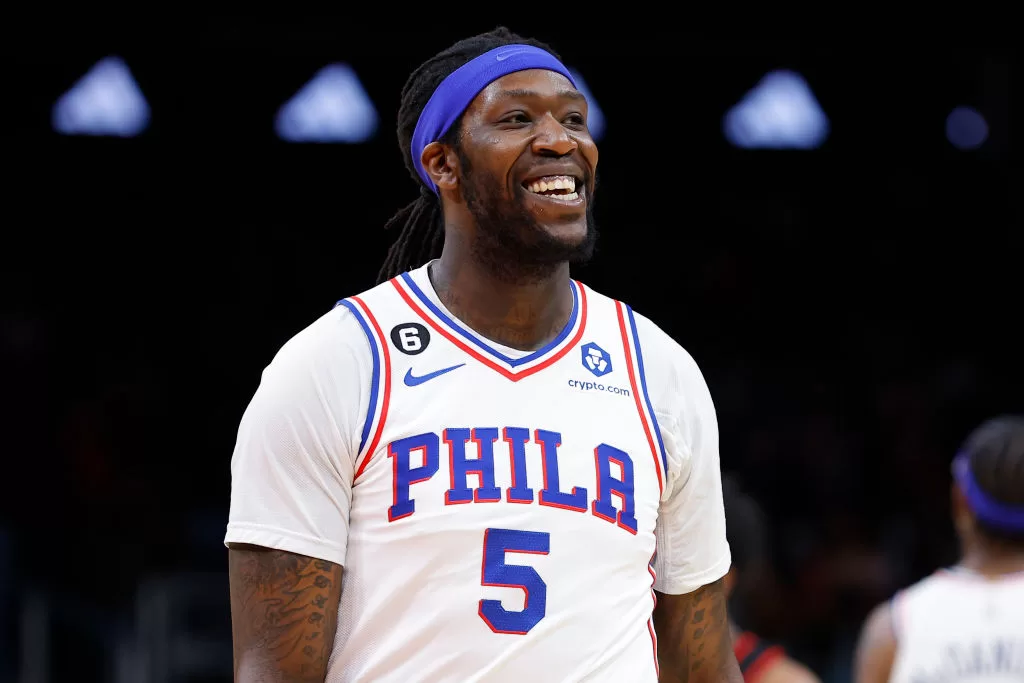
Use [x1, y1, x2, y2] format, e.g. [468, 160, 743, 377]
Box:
[952, 451, 1024, 533]
[411, 44, 577, 195]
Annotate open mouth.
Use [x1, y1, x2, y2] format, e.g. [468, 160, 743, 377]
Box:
[522, 175, 581, 202]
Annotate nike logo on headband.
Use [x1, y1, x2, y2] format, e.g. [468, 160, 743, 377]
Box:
[495, 49, 531, 62]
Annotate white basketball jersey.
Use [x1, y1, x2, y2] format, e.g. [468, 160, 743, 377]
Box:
[889, 567, 1024, 683]
[225, 262, 731, 682]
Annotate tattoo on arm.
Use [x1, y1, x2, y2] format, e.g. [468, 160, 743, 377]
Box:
[228, 545, 342, 682]
[653, 578, 743, 683]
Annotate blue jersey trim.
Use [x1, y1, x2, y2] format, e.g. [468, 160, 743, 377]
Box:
[399, 271, 579, 367]
[626, 306, 669, 475]
[335, 299, 380, 456]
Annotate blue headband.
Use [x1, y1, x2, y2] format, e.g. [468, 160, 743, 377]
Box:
[953, 452, 1024, 533]
[410, 44, 577, 194]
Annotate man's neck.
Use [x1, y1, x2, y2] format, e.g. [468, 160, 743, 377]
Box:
[959, 538, 1024, 577]
[429, 249, 573, 352]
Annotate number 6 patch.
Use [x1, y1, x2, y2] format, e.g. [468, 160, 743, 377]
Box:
[390, 322, 430, 356]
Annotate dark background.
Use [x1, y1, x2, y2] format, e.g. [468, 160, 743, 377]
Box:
[2, 19, 1019, 683]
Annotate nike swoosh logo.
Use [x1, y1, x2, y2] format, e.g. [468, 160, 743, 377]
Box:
[403, 364, 465, 387]
[495, 49, 529, 62]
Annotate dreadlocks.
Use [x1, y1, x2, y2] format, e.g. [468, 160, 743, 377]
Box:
[959, 415, 1024, 545]
[376, 27, 561, 284]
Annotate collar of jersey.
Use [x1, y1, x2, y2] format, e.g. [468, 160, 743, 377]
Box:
[391, 264, 588, 380]
[938, 565, 1024, 581]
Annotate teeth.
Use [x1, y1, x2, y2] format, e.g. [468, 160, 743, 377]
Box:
[526, 175, 577, 194]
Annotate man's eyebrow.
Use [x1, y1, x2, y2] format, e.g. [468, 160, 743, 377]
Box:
[496, 88, 587, 103]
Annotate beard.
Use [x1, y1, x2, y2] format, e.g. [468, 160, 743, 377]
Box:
[458, 150, 599, 283]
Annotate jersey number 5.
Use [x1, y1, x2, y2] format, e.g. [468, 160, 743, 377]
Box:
[479, 528, 549, 635]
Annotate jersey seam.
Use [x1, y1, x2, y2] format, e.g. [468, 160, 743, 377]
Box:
[654, 550, 732, 594]
[226, 521, 346, 552]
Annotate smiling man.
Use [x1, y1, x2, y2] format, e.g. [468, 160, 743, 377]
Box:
[225, 26, 741, 683]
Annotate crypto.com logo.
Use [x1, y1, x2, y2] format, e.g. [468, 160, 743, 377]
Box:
[581, 342, 612, 378]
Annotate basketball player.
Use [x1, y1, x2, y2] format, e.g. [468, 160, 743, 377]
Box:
[853, 415, 1024, 683]
[225, 27, 742, 682]
[721, 476, 822, 683]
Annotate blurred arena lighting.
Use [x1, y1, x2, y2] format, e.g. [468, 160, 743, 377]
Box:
[945, 106, 989, 150]
[274, 63, 378, 143]
[568, 68, 605, 142]
[51, 56, 150, 138]
[723, 70, 829, 150]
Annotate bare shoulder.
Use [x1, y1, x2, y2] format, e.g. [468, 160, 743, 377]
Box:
[761, 657, 822, 683]
[857, 600, 897, 651]
[227, 543, 343, 681]
[852, 600, 898, 683]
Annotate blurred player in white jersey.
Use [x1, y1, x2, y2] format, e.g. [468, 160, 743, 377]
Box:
[224, 26, 742, 683]
[853, 415, 1024, 683]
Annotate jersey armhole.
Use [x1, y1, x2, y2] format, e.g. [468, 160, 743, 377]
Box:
[334, 296, 392, 480]
[614, 301, 669, 495]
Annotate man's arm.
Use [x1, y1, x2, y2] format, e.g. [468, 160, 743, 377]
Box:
[653, 578, 743, 683]
[852, 601, 897, 683]
[224, 312, 366, 680]
[228, 544, 343, 683]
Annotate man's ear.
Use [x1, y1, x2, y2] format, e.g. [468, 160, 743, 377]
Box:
[421, 141, 459, 193]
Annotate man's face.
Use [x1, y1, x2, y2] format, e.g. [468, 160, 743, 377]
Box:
[454, 68, 600, 272]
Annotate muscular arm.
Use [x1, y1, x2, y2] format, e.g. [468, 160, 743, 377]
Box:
[853, 602, 897, 683]
[653, 578, 743, 683]
[228, 544, 343, 683]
